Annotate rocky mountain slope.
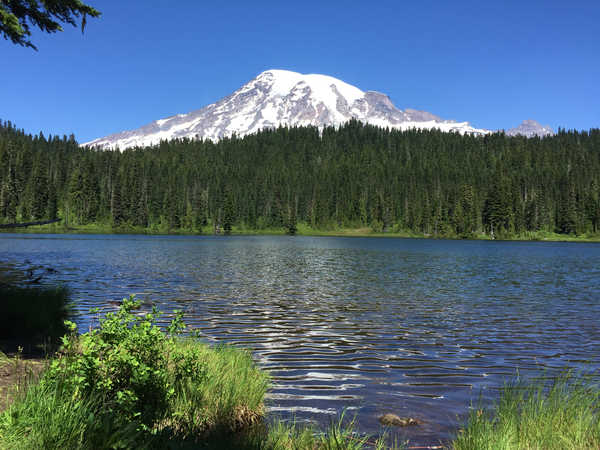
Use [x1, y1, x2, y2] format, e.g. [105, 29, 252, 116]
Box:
[83, 70, 552, 149]
[506, 119, 554, 138]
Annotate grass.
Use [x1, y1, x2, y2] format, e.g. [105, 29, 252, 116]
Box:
[0, 297, 271, 448]
[506, 230, 600, 242]
[0, 297, 405, 449]
[3, 219, 600, 242]
[453, 373, 600, 450]
[0, 280, 71, 415]
[169, 412, 402, 450]
[0, 343, 270, 450]
[0, 285, 402, 449]
[0, 284, 71, 352]
[237, 413, 401, 450]
[3, 291, 599, 449]
[159, 340, 269, 439]
[0, 382, 145, 450]
[0, 349, 47, 413]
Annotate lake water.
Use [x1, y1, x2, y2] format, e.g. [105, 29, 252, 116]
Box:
[1, 234, 599, 446]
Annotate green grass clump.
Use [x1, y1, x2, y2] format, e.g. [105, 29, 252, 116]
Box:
[257, 414, 389, 450]
[0, 297, 401, 449]
[453, 374, 600, 450]
[165, 340, 269, 438]
[0, 296, 270, 448]
[0, 284, 70, 345]
[195, 412, 401, 450]
[0, 383, 145, 450]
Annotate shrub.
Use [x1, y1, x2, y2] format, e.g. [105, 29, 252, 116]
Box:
[2, 295, 270, 448]
[41, 297, 176, 428]
[1, 296, 390, 449]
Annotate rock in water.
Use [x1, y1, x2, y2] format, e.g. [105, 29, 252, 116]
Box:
[378, 413, 423, 427]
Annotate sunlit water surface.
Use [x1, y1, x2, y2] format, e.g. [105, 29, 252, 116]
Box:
[1, 234, 599, 446]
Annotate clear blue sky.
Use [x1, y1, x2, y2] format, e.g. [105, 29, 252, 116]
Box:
[2, 0, 599, 142]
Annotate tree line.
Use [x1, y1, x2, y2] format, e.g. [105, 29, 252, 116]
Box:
[1, 119, 599, 238]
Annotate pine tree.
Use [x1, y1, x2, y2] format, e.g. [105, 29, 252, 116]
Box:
[483, 176, 512, 237]
[2, 164, 18, 222]
[68, 166, 84, 224]
[557, 183, 577, 234]
[134, 179, 149, 228]
[29, 159, 48, 220]
[0, 120, 599, 237]
[46, 188, 58, 220]
[165, 186, 180, 230]
[193, 188, 209, 232]
[222, 187, 235, 235]
[111, 178, 124, 227]
[285, 195, 298, 235]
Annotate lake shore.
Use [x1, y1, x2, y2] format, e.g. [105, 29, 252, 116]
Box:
[2, 303, 599, 449]
[2, 234, 599, 447]
[2, 221, 599, 243]
[0, 295, 392, 449]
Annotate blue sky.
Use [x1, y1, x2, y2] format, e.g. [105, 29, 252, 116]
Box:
[2, 0, 599, 142]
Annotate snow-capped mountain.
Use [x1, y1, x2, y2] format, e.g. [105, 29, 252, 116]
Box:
[506, 119, 554, 138]
[84, 70, 554, 150]
[83, 70, 493, 150]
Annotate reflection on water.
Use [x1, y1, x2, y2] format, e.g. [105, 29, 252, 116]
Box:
[1, 234, 599, 445]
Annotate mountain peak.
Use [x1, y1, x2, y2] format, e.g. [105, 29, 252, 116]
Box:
[506, 119, 554, 138]
[83, 70, 490, 150]
[254, 69, 365, 104]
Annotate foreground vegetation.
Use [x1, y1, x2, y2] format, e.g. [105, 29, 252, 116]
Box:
[1, 120, 599, 240]
[454, 374, 600, 450]
[0, 297, 270, 448]
[1, 288, 598, 448]
[0, 296, 395, 449]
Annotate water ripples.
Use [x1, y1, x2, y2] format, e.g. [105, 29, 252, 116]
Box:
[1, 234, 599, 445]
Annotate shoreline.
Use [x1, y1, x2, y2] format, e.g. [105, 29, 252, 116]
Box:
[2, 279, 599, 447]
[1, 222, 599, 243]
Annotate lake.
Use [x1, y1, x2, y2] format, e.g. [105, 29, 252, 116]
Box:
[1, 234, 599, 446]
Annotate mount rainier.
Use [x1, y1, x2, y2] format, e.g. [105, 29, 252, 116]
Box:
[83, 70, 552, 149]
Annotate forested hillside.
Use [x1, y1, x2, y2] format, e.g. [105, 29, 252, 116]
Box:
[1, 119, 599, 238]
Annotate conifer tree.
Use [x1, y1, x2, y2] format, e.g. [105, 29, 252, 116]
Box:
[557, 183, 578, 234]
[135, 179, 149, 228]
[0, 121, 599, 237]
[222, 187, 235, 235]
[2, 164, 18, 222]
[46, 188, 58, 221]
[29, 160, 48, 220]
[1, 0, 101, 50]
[165, 186, 180, 230]
[285, 196, 298, 235]
[111, 178, 123, 227]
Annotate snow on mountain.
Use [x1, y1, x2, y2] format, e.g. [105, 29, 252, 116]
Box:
[82, 69, 492, 150]
[506, 119, 554, 138]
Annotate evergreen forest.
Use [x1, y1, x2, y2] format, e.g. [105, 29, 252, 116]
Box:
[1, 119, 599, 239]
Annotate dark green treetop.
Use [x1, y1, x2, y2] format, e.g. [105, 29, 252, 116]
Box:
[0, 0, 100, 50]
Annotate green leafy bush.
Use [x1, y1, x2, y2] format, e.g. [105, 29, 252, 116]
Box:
[1, 296, 269, 448]
[41, 297, 184, 428]
[1, 296, 393, 449]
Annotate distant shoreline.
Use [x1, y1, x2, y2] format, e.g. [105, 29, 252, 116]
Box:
[1, 222, 599, 243]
